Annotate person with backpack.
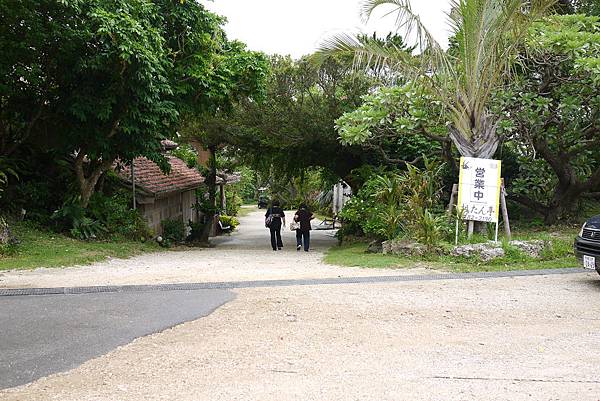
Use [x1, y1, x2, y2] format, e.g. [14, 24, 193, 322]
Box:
[294, 203, 314, 252]
[265, 199, 285, 251]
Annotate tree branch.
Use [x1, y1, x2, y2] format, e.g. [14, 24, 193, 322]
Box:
[509, 194, 548, 216]
[367, 143, 424, 166]
[531, 132, 574, 187]
[5, 104, 45, 156]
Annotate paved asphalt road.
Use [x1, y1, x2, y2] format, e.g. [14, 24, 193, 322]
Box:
[0, 289, 234, 389]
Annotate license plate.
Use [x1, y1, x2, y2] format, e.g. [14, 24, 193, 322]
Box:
[583, 255, 596, 270]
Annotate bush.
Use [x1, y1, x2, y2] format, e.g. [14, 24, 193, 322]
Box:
[70, 216, 108, 240]
[225, 187, 242, 216]
[337, 178, 388, 239]
[338, 158, 449, 247]
[161, 218, 185, 243]
[220, 215, 240, 230]
[51, 192, 152, 241]
[88, 192, 152, 240]
[0, 242, 18, 256]
[187, 220, 204, 241]
[51, 202, 108, 241]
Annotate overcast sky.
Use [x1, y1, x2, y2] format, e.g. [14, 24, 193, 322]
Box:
[202, 0, 453, 58]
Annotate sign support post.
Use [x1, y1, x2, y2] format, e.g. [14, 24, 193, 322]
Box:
[495, 221, 499, 243]
[455, 218, 459, 246]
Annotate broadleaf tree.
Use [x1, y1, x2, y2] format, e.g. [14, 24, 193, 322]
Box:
[496, 14, 600, 223]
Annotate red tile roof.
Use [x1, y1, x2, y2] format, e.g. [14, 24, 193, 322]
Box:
[118, 156, 204, 198]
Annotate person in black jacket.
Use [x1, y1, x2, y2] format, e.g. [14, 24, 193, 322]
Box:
[265, 199, 286, 251]
[294, 203, 314, 252]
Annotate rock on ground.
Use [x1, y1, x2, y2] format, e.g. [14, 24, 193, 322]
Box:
[510, 240, 551, 258]
[452, 242, 505, 261]
[382, 239, 428, 256]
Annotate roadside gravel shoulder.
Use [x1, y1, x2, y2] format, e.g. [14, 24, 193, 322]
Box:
[2, 273, 599, 400]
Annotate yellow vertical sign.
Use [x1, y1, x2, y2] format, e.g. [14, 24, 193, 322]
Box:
[457, 157, 502, 223]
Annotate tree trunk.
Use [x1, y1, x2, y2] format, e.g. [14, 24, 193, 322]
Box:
[74, 152, 113, 208]
[0, 217, 16, 246]
[543, 184, 583, 225]
[448, 114, 500, 159]
[200, 145, 217, 243]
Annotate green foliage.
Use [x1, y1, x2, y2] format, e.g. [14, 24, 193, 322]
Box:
[0, 242, 18, 257]
[236, 166, 258, 202]
[219, 215, 240, 230]
[161, 218, 185, 243]
[322, 0, 555, 159]
[194, 184, 219, 216]
[226, 55, 376, 184]
[187, 220, 204, 242]
[171, 144, 199, 168]
[339, 158, 448, 246]
[51, 202, 107, 241]
[70, 217, 108, 241]
[336, 83, 445, 163]
[88, 192, 152, 240]
[496, 14, 600, 222]
[1, 0, 264, 208]
[396, 160, 448, 246]
[224, 187, 242, 216]
[51, 190, 151, 241]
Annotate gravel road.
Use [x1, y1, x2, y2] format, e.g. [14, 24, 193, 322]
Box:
[1, 208, 599, 400]
[2, 274, 600, 400]
[0, 208, 434, 289]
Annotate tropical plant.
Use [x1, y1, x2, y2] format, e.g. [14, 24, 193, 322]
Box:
[70, 217, 108, 241]
[219, 215, 240, 230]
[338, 158, 448, 244]
[320, 0, 555, 159]
[51, 202, 108, 240]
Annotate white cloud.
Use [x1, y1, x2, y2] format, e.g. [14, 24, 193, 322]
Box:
[202, 0, 452, 58]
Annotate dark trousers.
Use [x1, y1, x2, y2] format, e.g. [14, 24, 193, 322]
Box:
[270, 227, 283, 250]
[296, 230, 310, 251]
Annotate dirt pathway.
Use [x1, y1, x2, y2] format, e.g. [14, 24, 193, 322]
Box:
[0, 208, 433, 289]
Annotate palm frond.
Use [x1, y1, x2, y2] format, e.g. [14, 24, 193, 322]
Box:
[360, 0, 451, 70]
[318, 32, 417, 80]
[447, 0, 556, 141]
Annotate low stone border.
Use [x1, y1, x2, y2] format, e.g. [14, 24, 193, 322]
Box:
[0, 267, 585, 297]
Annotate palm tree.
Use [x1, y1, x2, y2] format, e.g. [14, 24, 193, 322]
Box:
[319, 0, 555, 159]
